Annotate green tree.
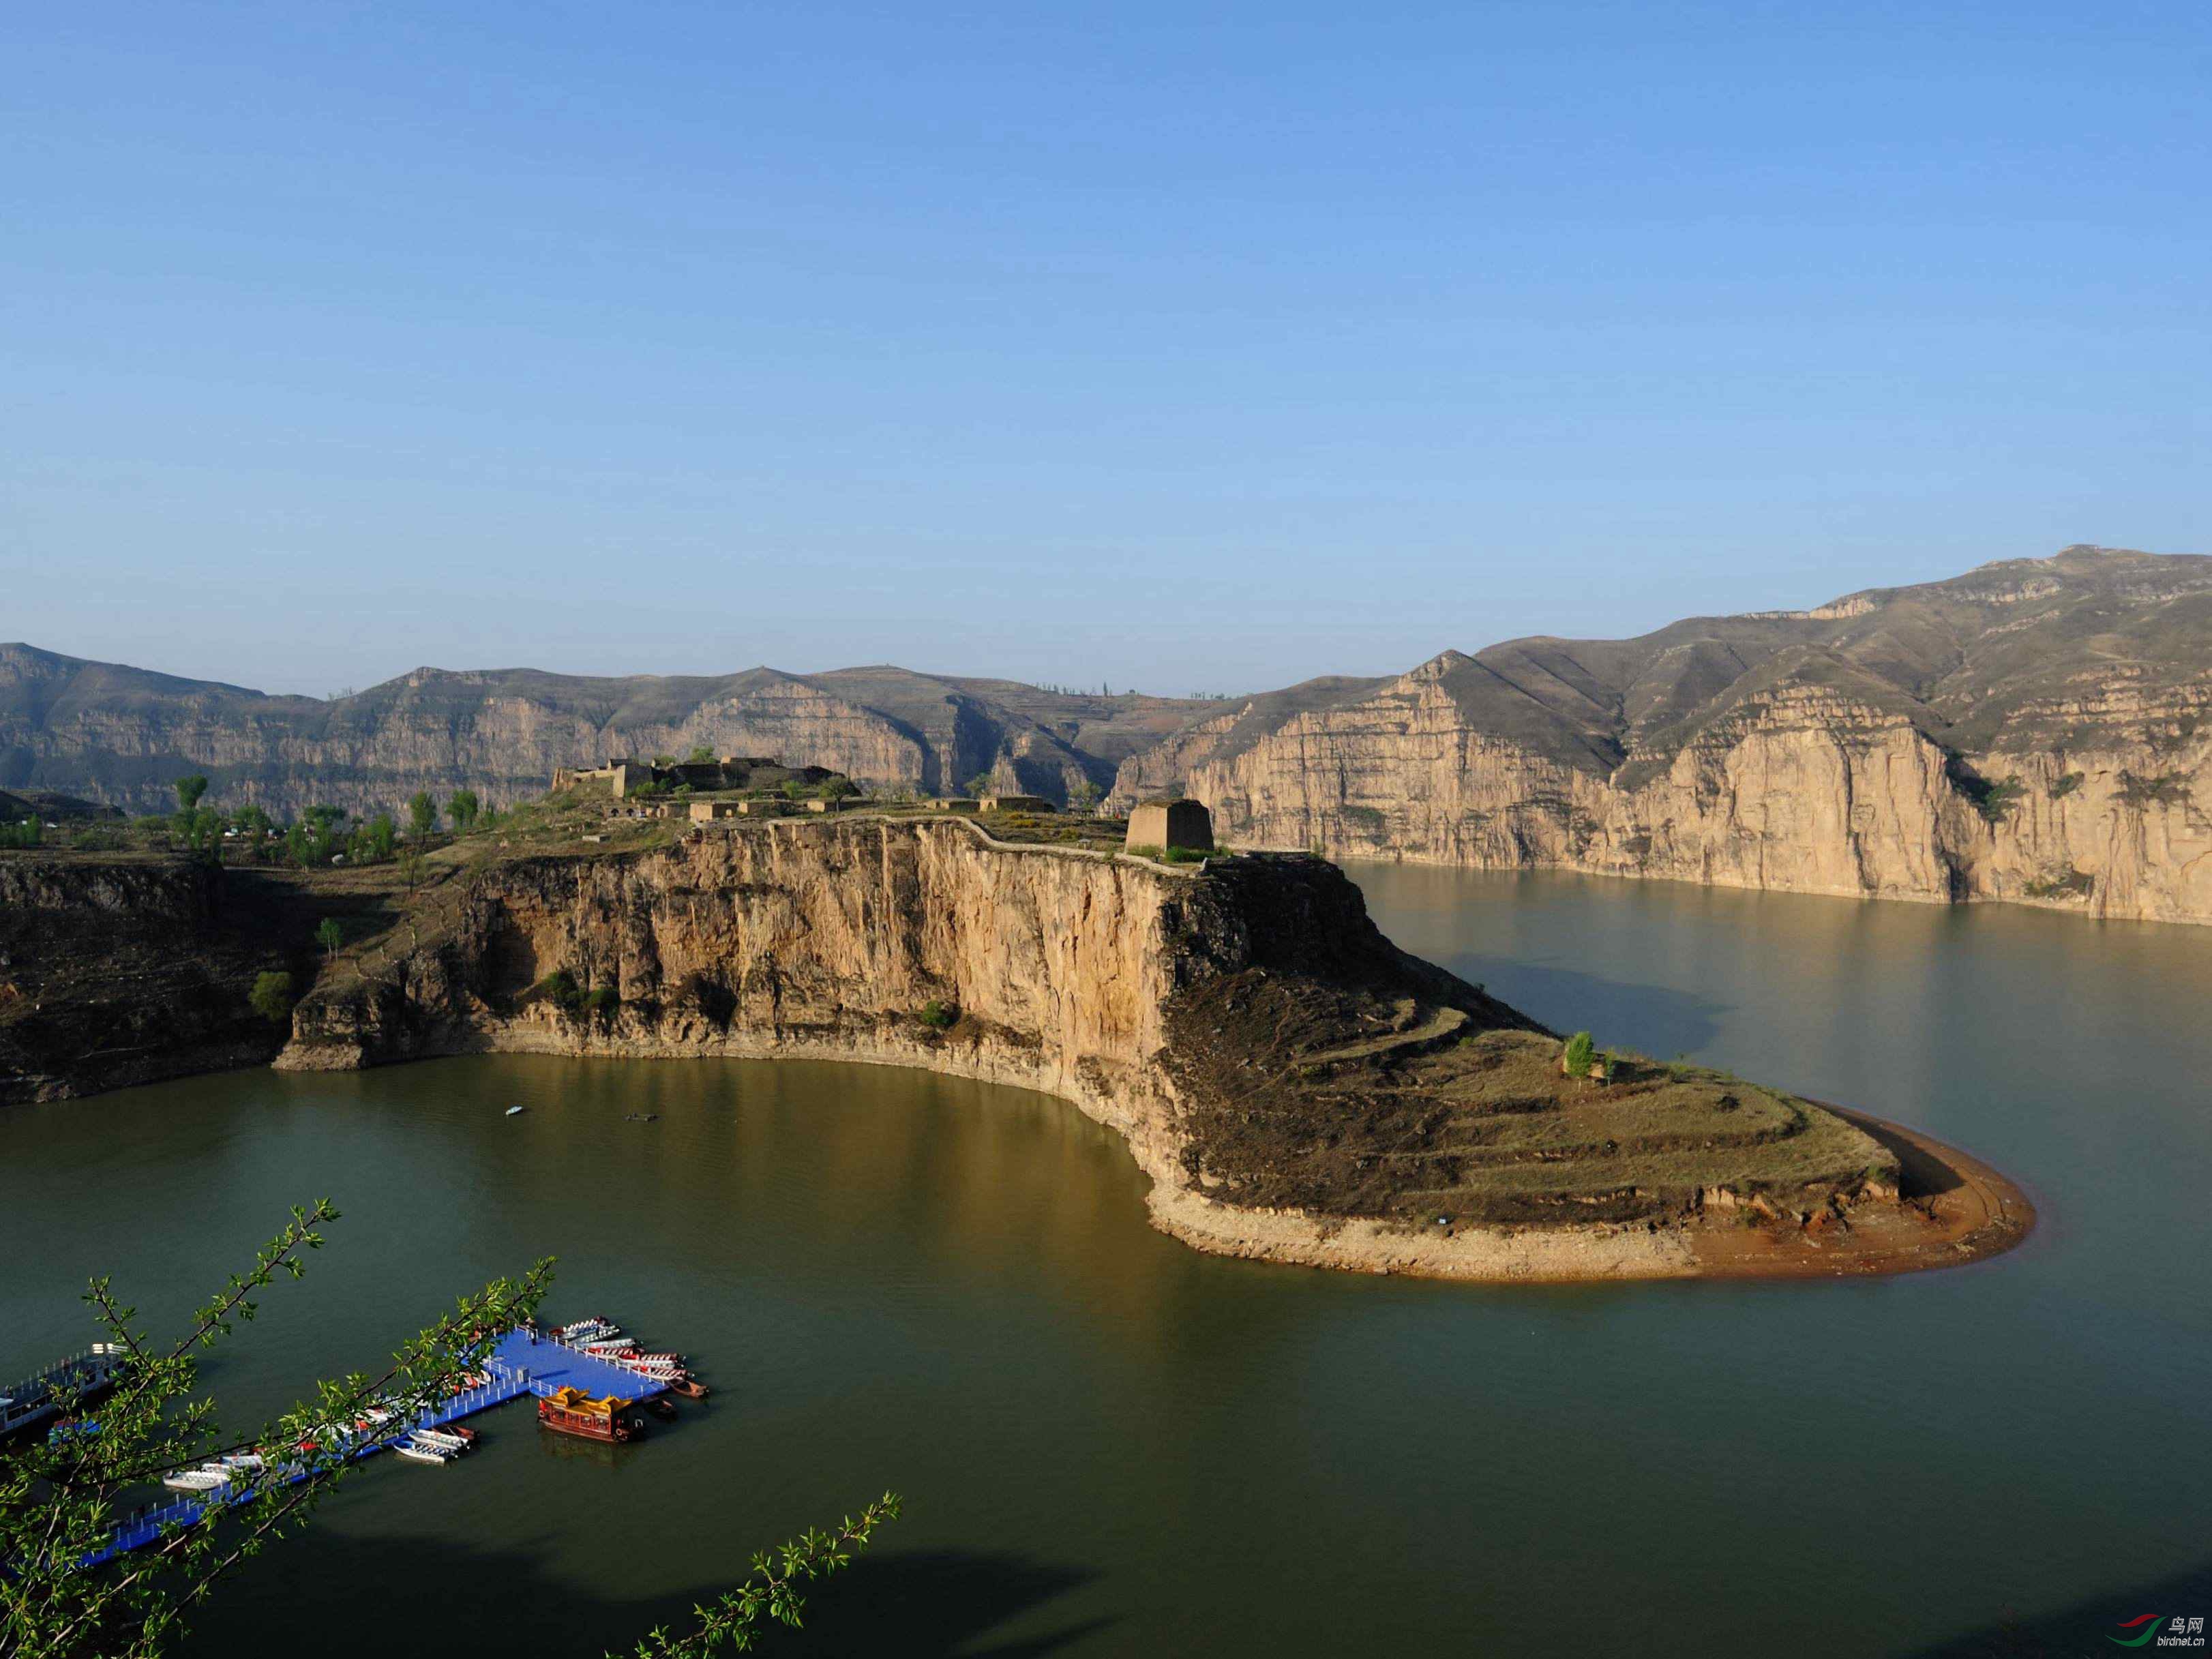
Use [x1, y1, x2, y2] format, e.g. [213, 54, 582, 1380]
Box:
[314, 916, 344, 964]
[232, 805, 272, 841]
[781, 780, 804, 802]
[1562, 1031, 1596, 1078]
[173, 776, 209, 813]
[822, 777, 858, 802]
[963, 774, 993, 799]
[447, 789, 481, 833]
[406, 792, 438, 841]
[687, 745, 717, 765]
[248, 971, 295, 1026]
[1069, 781, 1103, 814]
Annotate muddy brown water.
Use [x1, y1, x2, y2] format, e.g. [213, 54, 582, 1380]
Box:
[4, 865, 2209, 1656]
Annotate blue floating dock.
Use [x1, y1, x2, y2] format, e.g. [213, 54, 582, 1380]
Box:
[493, 1328, 671, 1403]
[82, 1329, 665, 1565]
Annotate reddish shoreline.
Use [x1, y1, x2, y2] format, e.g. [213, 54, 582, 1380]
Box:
[1681, 1103, 2036, 1281]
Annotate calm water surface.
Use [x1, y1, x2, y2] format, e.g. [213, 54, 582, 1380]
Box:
[5, 867, 2209, 1657]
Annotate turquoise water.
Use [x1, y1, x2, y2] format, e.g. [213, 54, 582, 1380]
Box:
[3, 866, 2207, 1656]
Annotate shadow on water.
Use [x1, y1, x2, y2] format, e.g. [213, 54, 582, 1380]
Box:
[1445, 954, 1730, 1056]
[1908, 1558, 2212, 1657]
[181, 1528, 1109, 1659]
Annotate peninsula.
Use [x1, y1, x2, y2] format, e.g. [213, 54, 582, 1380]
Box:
[238, 800, 2029, 1284]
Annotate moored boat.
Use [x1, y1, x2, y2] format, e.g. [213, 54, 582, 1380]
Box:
[393, 1433, 455, 1464]
[160, 1467, 227, 1493]
[537, 1385, 649, 1443]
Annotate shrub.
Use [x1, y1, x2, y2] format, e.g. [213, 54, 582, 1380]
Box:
[917, 1000, 958, 1030]
[1969, 777, 2027, 824]
[2050, 771, 2084, 799]
[248, 970, 295, 1026]
[1561, 1031, 1596, 1077]
[582, 986, 620, 1020]
[2024, 868, 2095, 899]
[2117, 771, 2190, 809]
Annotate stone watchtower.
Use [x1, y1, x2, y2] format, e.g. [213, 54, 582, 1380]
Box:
[1126, 797, 1214, 853]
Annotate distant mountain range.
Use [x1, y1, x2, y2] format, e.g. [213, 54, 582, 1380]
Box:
[9, 544, 2211, 921]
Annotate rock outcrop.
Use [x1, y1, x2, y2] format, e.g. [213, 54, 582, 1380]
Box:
[1111, 548, 2212, 924]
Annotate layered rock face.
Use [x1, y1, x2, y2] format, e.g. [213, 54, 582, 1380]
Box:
[1113, 548, 2212, 923]
[280, 821, 1274, 1166]
[0, 648, 1208, 818]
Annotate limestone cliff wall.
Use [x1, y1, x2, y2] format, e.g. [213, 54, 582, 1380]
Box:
[1126, 672, 2212, 923]
[278, 822, 1386, 1174]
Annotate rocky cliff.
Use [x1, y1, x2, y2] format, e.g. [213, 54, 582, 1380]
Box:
[1113, 547, 2212, 923]
[272, 819, 2026, 1281]
[278, 821, 1408, 1175]
[0, 648, 1210, 818]
[17, 543, 2209, 924]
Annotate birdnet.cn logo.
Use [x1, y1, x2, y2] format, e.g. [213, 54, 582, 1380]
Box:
[2110, 1615, 2207, 1648]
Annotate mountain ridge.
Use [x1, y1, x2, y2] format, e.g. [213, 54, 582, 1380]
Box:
[8, 544, 2211, 921]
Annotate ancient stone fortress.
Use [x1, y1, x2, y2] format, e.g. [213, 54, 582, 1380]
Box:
[1126, 798, 1214, 852]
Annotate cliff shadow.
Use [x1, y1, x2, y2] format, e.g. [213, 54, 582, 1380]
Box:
[1827, 1105, 1967, 1199]
[179, 1526, 1111, 1659]
[1906, 1555, 2212, 1656]
[1434, 953, 1729, 1058]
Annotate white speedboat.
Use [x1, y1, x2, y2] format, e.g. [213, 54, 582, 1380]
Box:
[505, 1105, 527, 1117]
[392, 1434, 454, 1464]
[411, 1427, 470, 1452]
[161, 1467, 228, 1493]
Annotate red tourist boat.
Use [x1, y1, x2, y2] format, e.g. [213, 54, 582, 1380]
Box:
[537, 1386, 649, 1444]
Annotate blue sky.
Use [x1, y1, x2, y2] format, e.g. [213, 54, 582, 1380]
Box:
[4, 1, 2206, 697]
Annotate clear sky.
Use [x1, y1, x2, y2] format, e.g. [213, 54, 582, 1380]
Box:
[4, 1, 2206, 698]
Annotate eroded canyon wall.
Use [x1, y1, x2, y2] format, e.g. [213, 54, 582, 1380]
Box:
[278, 821, 1410, 1172]
[1125, 661, 2212, 922]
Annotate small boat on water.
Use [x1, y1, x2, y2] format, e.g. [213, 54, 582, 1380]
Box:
[393, 1434, 455, 1464]
[581, 1337, 637, 1354]
[663, 1376, 710, 1401]
[623, 1112, 659, 1122]
[505, 1105, 527, 1117]
[410, 1427, 471, 1454]
[217, 1452, 266, 1473]
[161, 1467, 228, 1493]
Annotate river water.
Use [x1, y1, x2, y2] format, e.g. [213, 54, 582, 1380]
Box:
[4, 866, 2209, 1657]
